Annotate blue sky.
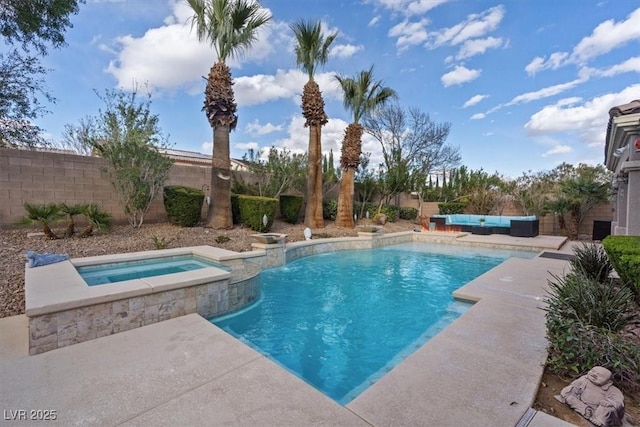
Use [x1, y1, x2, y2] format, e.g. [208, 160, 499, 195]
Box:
[35, 0, 640, 178]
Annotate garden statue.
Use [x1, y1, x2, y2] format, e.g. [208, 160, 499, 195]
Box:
[555, 366, 625, 426]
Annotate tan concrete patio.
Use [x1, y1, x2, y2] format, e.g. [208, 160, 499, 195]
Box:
[0, 234, 577, 426]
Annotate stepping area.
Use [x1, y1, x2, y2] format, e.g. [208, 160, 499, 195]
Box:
[0, 233, 576, 426]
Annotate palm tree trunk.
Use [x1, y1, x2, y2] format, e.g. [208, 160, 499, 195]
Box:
[304, 124, 324, 228]
[336, 167, 355, 228]
[206, 125, 232, 229]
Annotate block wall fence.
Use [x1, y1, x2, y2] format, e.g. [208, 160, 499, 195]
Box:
[0, 148, 612, 238]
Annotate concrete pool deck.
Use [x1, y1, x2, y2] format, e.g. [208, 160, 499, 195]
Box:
[0, 234, 577, 426]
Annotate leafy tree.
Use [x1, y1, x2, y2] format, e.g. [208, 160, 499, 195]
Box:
[186, 0, 271, 229]
[291, 19, 336, 229]
[365, 104, 459, 214]
[509, 170, 554, 217]
[546, 163, 611, 239]
[322, 149, 341, 196]
[1, 0, 84, 53]
[55, 116, 96, 155]
[354, 153, 379, 220]
[335, 66, 396, 228]
[237, 147, 307, 198]
[0, 51, 54, 148]
[88, 89, 173, 228]
[0, 0, 84, 148]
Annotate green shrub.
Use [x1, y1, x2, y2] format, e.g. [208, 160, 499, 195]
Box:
[438, 202, 466, 214]
[602, 235, 640, 298]
[376, 204, 398, 222]
[323, 199, 338, 221]
[151, 235, 174, 250]
[163, 186, 204, 227]
[215, 235, 230, 244]
[399, 207, 419, 221]
[237, 195, 277, 232]
[544, 317, 639, 393]
[545, 272, 634, 332]
[230, 194, 241, 224]
[279, 195, 303, 224]
[570, 242, 612, 283]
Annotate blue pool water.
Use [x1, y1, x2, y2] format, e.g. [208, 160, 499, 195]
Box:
[212, 242, 534, 404]
[78, 255, 230, 286]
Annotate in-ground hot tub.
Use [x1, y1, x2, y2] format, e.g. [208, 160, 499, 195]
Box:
[25, 246, 261, 355]
[77, 254, 232, 286]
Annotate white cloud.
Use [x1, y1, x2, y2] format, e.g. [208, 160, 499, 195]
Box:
[234, 69, 341, 107]
[368, 15, 381, 26]
[441, 65, 480, 87]
[456, 36, 502, 60]
[507, 78, 587, 105]
[470, 113, 485, 120]
[524, 84, 640, 140]
[428, 5, 504, 48]
[371, 0, 449, 17]
[541, 145, 572, 157]
[524, 6, 640, 73]
[388, 19, 429, 51]
[245, 119, 283, 136]
[524, 57, 545, 76]
[463, 94, 488, 108]
[330, 44, 363, 59]
[585, 56, 640, 77]
[233, 141, 260, 153]
[104, 1, 285, 92]
[571, 6, 640, 64]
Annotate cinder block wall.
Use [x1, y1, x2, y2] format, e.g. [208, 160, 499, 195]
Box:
[0, 148, 613, 238]
[0, 148, 210, 227]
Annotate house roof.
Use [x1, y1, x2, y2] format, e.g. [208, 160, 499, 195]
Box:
[604, 99, 640, 167]
[160, 148, 248, 169]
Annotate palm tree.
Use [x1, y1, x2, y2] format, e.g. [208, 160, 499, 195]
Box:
[59, 203, 88, 238]
[22, 203, 62, 239]
[186, 0, 271, 229]
[290, 19, 337, 229]
[80, 203, 111, 238]
[335, 66, 396, 228]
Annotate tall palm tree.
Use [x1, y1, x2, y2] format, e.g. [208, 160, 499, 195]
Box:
[335, 66, 396, 228]
[186, 0, 271, 229]
[290, 19, 337, 229]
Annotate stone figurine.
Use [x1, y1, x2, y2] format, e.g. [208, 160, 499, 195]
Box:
[555, 366, 625, 426]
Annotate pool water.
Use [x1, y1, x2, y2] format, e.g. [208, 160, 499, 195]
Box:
[212, 242, 533, 404]
[77, 255, 230, 286]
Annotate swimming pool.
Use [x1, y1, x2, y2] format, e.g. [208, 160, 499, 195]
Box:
[212, 242, 534, 404]
[77, 255, 231, 286]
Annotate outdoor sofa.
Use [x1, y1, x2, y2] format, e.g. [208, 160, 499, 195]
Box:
[429, 214, 539, 237]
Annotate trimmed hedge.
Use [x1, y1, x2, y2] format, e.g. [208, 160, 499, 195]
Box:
[279, 195, 303, 224]
[602, 235, 640, 299]
[163, 186, 204, 227]
[399, 207, 419, 221]
[438, 202, 466, 214]
[237, 195, 277, 232]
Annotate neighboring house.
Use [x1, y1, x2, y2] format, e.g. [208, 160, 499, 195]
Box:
[161, 148, 249, 171]
[604, 100, 640, 235]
